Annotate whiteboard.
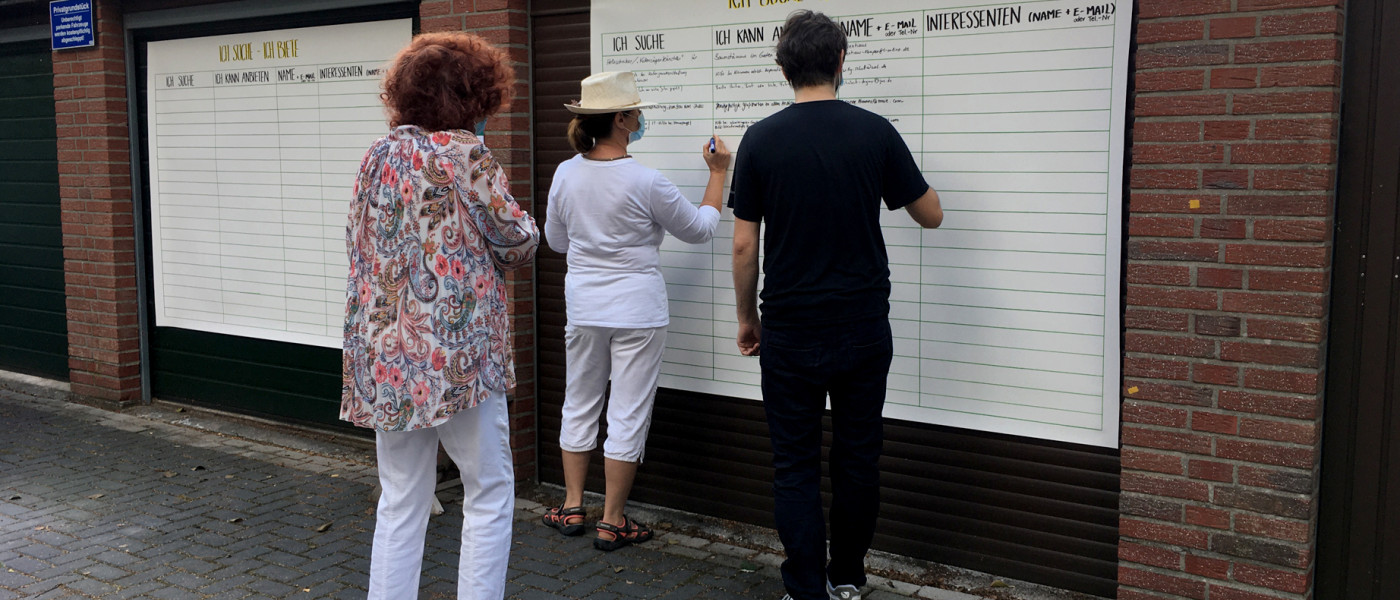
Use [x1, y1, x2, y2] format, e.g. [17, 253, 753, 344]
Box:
[146, 19, 412, 349]
[590, 0, 1127, 447]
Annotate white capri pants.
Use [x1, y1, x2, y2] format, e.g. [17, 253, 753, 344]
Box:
[560, 324, 667, 463]
[368, 389, 514, 600]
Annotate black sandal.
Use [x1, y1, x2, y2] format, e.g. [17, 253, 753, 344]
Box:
[593, 515, 652, 551]
[542, 504, 587, 536]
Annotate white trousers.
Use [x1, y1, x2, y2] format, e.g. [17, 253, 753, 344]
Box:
[368, 390, 514, 600]
[560, 325, 667, 463]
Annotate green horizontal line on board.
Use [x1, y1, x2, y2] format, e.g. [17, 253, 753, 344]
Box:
[933, 21, 1115, 39]
[938, 210, 1108, 216]
[154, 93, 380, 100]
[163, 281, 333, 290]
[155, 98, 380, 106]
[160, 242, 338, 252]
[899, 389, 1103, 415]
[600, 1, 1107, 38]
[153, 133, 377, 138]
[921, 150, 1105, 153]
[934, 190, 1106, 195]
[918, 373, 1101, 398]
[900, 404, 1102, 430]
[157, 119, 389, 124]
[152, 62, 389, 73]
[900, 282, 1105, 297]
[913, 319, 1101, 337]
[923, 45, 1113, 59]
[166, 300, 292, 311]
[163, 297, 336, 309]
[915, 300, 1103, 317]
[925, 88, 1110, 97]
[666, 299, 722, 307]
[163, 260, 338, 269]
[161, 272, 336, 281]
[158, 207, 343, 212]
[625, 65, 772, 72]
[154, 102, 381, 107]
[165, 299, 333, 309]
[157, 178, 352, 183]
[932, 228, 1107, 236]
[910, 245, 1102, 256]
[889, 335, 1103, 358]
[157, 159, 290, 163]
[154, 86, 381, 91]
[923, 66, 1110, 77]
[659, 265, 722, 273]
[922, 130, 1110, 134]
[163, 277, 335, 286]
[924, 171, 1108, 175]
[909, 263, 1104, 277]
[158, 186, 346, 190]
[154, 110, 381, 116]
[916, 108, 1110, 116]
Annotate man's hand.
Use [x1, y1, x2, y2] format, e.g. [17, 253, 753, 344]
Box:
[737, 319, 761, 356]
[732, 217, 762, 356]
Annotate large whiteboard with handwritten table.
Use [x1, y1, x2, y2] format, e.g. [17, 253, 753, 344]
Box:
[592, 0, 1128, 447]
[146, 19, 411, 349]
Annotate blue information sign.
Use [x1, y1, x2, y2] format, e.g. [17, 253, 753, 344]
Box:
[50, 0, 95, 50]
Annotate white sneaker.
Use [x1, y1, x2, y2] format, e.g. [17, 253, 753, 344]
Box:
[827, 580, 861, 600]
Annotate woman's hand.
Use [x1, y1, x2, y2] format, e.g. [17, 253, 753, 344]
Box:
[702, 136, 731, 174]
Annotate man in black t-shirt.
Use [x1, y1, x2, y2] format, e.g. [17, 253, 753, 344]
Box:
[729, 10, 943, 600]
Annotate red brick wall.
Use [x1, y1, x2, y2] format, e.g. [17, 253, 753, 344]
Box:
[421, 0, 538, 482]
[1120, 1, 1343, 599]
[53, 0, 142, 406]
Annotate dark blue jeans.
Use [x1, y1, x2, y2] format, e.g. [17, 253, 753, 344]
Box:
[760, 317, 892, 600]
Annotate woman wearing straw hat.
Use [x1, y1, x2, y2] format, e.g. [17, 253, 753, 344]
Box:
[541, 71, 731, 551]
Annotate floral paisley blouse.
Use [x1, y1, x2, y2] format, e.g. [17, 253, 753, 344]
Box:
[341, 125, 539, 432]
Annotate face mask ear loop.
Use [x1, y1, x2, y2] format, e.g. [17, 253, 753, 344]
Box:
[626, 111, 645, 144]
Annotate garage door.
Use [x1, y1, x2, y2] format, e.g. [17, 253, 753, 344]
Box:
[529, 1, 1120, 596]
[0, 40, 68, 381]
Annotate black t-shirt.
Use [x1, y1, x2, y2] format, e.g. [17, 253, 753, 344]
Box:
[729, 99, 929, 328]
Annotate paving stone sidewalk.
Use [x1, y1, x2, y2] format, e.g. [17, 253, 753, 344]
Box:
[0, 389, 951, 600]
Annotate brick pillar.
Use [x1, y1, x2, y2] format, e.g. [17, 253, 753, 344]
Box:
[1120, 2, 1343, 599]
[53, 0, 142, 406]
[420, 0, 537, 482]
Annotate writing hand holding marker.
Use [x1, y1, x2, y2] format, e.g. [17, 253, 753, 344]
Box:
[698, 136, 731, 214]
[702, 136, 730, 172]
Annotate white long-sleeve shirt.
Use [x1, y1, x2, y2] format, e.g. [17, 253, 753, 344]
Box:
[545, 155, 720, 328]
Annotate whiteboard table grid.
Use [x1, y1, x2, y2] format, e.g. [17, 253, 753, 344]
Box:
[147, 19, 412, 349]
[598, 1, 1126, 446]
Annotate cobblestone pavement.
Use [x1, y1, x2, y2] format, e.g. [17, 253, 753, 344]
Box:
[0, 389, 948, 600]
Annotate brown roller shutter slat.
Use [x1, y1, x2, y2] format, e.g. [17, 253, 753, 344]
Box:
[529, 3, 1119, 596]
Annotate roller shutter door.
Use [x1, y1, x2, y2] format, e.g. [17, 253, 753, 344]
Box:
[530, 1, 1121, 596]
[0, 40, 67, 381]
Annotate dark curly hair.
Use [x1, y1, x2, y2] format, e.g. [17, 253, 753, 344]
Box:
[381, 32, 516, 132]
[775, 10, 847, 90]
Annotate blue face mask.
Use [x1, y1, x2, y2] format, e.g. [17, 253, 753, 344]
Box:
[627, 112, 646, 144]
[473, 119, 487, 138]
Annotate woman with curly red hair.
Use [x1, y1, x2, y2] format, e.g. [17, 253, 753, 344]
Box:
[341, 32, 538, 599]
